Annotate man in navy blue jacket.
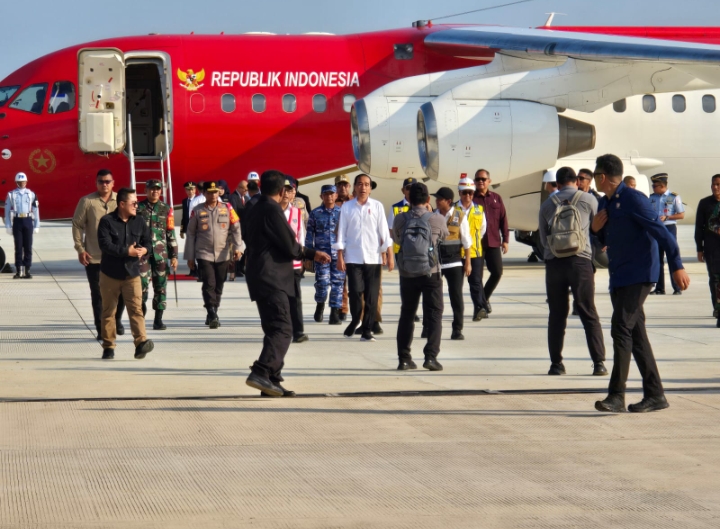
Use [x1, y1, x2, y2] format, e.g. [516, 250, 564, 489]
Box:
[591, 154, 690, 414]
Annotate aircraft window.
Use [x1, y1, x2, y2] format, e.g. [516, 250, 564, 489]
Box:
[47, 81, 75, 114]
[703, 94, 716, 113]
[0, 86, 20, 108]
[221, 93, 236, 113]
[282, 94, 297, 113]
[312, 94, 327, 113]
[642, 94, 656, 113]
[613, 99, 626, 113]
[9, 83, 48, 114]
[252, 94, 266, 113]
[343, 94, 356, 113]
[190, 93, 205, 113]
[394, 43, 414, 60]
[672, 94, 686, 113]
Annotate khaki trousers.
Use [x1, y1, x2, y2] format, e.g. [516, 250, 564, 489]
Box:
[99, 272, 146, 349]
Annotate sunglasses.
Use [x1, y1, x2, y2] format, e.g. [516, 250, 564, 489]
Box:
[123, 201, 138, 207]
[97, 180, 113, 184]
[461, 190, 475, 195]
[474, 178, 488, 182]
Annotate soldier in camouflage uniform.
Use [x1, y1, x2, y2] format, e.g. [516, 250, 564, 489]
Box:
[137, 180, 179, 330]
[306, 184, 345, 325]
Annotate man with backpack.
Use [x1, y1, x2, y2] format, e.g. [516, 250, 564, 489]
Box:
[538, 167, 608, 377]
[392, 183, 449, 371]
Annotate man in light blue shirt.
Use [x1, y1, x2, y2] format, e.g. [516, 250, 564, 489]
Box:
[649, 173, 685, 294]
[4, 172, 39, 278]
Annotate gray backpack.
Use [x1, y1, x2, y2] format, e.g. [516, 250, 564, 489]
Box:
[397, 212, 437, 277]
[548, 191, 586, 258]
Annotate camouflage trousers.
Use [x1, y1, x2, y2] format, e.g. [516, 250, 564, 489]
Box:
[140, 257, 168, 311]
[314, 260, 345, 308]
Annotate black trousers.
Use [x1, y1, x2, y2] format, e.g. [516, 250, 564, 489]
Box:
[289, 268, 304, 337]
[656, 224, 679, 292]
[12, 217, 33, 269]
[235, 253, 246, 275]
[483, 247, 504, 300]
[705, 255, 720, 312]
[608, 283, 664, 398]
[346, 264, 381, 333]
[397, 273, 444, 360]
[441, 266, 465, 332]
[468, 257, 488, 311]
[545, 257, 605, 364]
[252, 290, 293, 382]
[197, 259, 230, 309]
[85, 263, 125, 332]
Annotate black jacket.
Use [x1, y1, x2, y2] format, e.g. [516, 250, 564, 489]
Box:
[695, 195, 720, 259]
[239, 193, 261, 239]
[244, 194, 316, 301]
[98, 210, 152, 280]
[181, 197, 192, 234]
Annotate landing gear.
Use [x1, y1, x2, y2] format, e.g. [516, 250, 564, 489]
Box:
[0, 245, 12, 274]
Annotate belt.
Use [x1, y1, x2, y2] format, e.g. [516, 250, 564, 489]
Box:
[16, 213, 31, 218]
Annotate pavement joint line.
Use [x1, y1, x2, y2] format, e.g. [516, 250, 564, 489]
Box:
[1, 385, 718, 403]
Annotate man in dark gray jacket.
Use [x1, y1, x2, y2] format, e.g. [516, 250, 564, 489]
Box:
[539, 167, 607, 377]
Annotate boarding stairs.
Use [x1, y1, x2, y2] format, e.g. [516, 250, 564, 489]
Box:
[128, 113, 175, 210]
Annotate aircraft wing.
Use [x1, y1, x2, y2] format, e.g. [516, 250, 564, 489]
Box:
[425, 26, 720, 64]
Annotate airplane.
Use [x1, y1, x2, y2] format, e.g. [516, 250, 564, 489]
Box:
[3, 21, 720, 270]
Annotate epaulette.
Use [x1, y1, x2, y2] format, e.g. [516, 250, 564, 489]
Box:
[670, 192, 678, 196]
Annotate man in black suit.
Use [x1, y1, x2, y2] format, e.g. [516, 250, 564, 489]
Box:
[244, 170, 331, 397]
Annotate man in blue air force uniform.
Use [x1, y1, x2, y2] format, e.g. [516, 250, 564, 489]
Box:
[306, 184, 345, 325]
[4, 172, 40, 278]
[649, 173, 685, 295]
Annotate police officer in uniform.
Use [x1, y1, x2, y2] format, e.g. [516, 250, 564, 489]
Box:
[5, 172, 39, 278]
[306, 184, 345, 325]
[137, 180, 179, 330]
[649, 173, 685, 295]
[184, 181, 244, 328]
[456, 177, 488, 320]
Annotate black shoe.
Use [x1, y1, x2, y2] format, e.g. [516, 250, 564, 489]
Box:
[713, 309, 719, 318]
[473, 307, 488, 321]
[344, 321, 359, 337]
[593, 361, 608, 376]
[116, 322, 125, 335]
[339, 312, 347, 321]
[372, 322, 383, 335]
[672, 290, 682, 296]
[652, 289, 666, 295]
[246, 372, 283, 396]
[487, 302, 492, 314]
[414, 315, 420, 322]
[101, 348, 114, 360]
[594, 394, 626, 413]
[397, 359, 417, 370]
[328, 308, 341, 325]
[228, 273, 235, 282]
[717, 318, 720, 328]
[548, 362, 566, 375]
[628, 395, 669, 413]
[314, 303, 325, 323]
[360, 333, 376, 342]
[451, 330, 464, 340]
[355, 327, 363, 335]
[293, 334, 309, 343]
[261, 383, 296, 397]
[142, 303, 147, 317]
[13, 272, 22, 279]
[23, 272, 32, 279]
[420, 328, 428, 339]
[423, 357, 443, 371]
[207, 307, 219, 329]
[153, 310, 166, 331]
[134, 340, 154, 359]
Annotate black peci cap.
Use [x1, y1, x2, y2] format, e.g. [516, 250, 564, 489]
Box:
[432, 187, 454, 201]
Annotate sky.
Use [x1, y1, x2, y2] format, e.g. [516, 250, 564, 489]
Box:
[2, 0, 720, 79]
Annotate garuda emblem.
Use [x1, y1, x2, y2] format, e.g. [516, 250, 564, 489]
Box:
[177, 68, 206, 91]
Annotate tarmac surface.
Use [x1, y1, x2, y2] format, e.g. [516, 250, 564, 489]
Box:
[0, 223, 718, 528]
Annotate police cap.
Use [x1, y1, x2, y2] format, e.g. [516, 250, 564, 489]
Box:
[402, 177, 418, 188]
[284, 177, 297, 189]
[651, 173, 669, 184]
[204, 181, 220, 192]
[432, 187, 454, 201]
[321, 184, 337, 194]
[146, 179, 162, 189]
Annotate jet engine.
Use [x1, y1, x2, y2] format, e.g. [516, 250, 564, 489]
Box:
[417, 99, 595, 183]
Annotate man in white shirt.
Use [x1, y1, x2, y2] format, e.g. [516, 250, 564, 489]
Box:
[432, 187, 472, 340]
[335, 174, 393, 341]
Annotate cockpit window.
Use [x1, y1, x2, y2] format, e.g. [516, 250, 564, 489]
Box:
[0, 86, 20, 107]
[48, 81, 76, 114]
[9, 83, 48, 114]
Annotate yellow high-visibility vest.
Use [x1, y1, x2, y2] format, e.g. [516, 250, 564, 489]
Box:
[391, 201, 410, 254]
[454, 202, 484, 258]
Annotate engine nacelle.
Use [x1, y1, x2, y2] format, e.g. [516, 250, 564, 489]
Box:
[417, 99, 595, 184]
[351, 95, 432, 180]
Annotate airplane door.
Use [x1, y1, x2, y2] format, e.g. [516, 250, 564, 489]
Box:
[77, 49, 126, 153]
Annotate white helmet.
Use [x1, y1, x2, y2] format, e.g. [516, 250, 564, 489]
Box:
[542, 170, 557, 183]
[247, 171, 260, 181]
[457, 177, 476, 193]
[15, 172, 28, 182]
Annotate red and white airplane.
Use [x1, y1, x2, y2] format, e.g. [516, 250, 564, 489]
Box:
[3, 21, 720, 232]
